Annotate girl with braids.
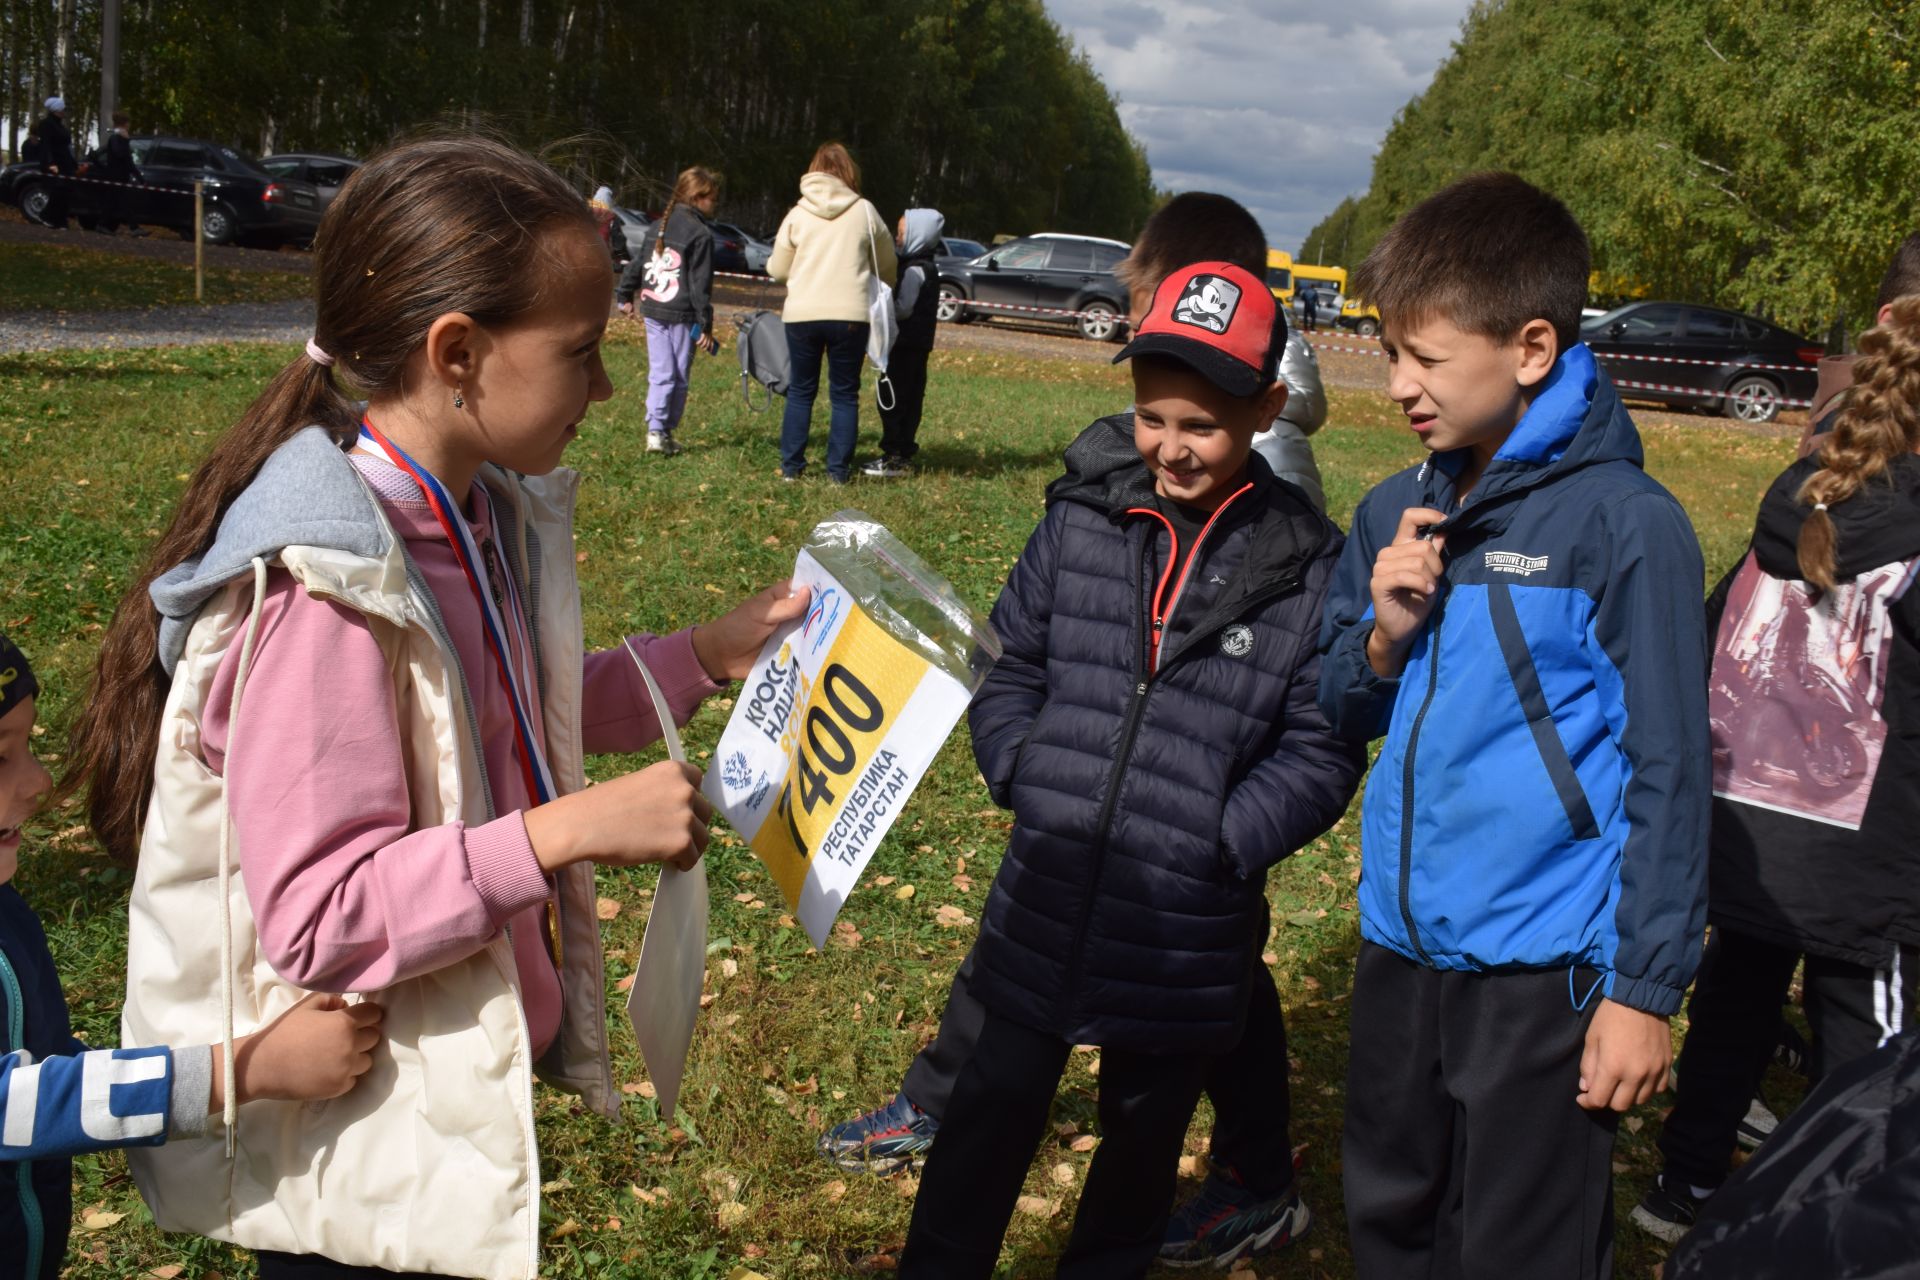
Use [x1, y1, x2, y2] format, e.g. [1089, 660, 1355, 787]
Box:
[62, 134, 805, 1278]
[616, 166, 721, 456]
[1633, 295, 1920, 1244]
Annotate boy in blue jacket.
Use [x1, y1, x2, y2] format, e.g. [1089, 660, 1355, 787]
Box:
[899, 264, 1364, 1277]
[1317, 173, 1709, 1278]
[0, 634, 383, 1279]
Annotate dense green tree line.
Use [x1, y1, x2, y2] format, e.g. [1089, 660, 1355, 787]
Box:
[1, 0, 1155, 241]
[1301, 0, 1920, 339]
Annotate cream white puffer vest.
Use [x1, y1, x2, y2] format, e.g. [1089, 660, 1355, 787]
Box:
[122, 456, 615, 1279]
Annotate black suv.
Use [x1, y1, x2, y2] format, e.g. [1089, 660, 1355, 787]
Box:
[1582, 301, 1823, 424]
[937, 233, 1130, 341]
[4, 135, 324, 247]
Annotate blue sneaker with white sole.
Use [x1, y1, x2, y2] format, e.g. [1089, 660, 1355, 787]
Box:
[816, 1090, 940, 1176]
[1159, 1162, 1312, 1269]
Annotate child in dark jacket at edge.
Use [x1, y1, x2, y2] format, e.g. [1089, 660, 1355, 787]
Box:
[863, 207, 945, 478]
[1317, 172, 1710, 1279]
[0, 635, 383, 1280]
[897, 263, 1365, 1278]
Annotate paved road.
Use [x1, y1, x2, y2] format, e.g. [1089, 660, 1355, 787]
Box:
[0, 298, 316, 353]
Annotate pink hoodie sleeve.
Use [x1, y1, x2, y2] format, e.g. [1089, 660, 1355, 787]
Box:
[579, 628, 723, 755]
[202, 571, 551, 993]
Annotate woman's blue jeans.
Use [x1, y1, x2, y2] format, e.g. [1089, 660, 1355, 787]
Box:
[780, 319, 869, 480]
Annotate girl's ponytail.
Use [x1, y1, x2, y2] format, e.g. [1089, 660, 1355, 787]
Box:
[63, 132, 595, 862]
[1797, 293, 1920, 594]
[65, 355, 354, 861]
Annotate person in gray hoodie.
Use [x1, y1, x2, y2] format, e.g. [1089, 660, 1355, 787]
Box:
[865, 207, 946, 478]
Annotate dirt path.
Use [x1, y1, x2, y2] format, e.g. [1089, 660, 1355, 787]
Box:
[0, 209, 312, 274]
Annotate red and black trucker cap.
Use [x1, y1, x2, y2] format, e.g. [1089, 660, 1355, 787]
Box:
[1113, 261, 1285, 398]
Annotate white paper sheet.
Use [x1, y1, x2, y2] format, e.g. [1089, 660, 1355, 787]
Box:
[622, 641, 706, 1122]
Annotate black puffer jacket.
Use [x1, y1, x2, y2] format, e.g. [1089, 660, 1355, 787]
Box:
[965, 416, 1365, 1054]
[1665, 1031, 1920, 1279]
[1706, 453, 1920, 969]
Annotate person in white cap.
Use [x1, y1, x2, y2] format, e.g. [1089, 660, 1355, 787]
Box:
[33, 97, 76, 229]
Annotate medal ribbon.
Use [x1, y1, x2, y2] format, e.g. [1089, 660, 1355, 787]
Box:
[359, 419, 557, 806]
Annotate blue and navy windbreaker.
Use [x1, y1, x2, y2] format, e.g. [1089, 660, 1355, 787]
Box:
[2, 886, 196, 1280]
[1317, 345, 1710, 1015]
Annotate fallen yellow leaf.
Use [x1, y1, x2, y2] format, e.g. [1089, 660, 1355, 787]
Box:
[79, 1210, 125, 1231]
[597, 896, 622, 920]
[1014, 1194, 1058, 1218]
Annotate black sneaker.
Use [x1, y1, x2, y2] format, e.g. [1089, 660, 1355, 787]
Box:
[861, 455, 912, 479]
[1630, 1174, 1710, 1245]
[1774, 1022, 1811, 1077]
[1737, 1093, 1780, 1150]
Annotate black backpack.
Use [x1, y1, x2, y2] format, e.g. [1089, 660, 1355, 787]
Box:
[736, 310, 790, 412]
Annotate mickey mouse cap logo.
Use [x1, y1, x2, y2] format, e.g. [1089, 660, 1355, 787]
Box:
[1172, 274, 1242, 336]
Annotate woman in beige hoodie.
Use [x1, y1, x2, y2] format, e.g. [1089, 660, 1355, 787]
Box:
[768, 142, 897, 482]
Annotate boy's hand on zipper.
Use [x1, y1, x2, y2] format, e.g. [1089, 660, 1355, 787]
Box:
[1366, 507, 1449, 677]
[692, 580, 812, 682]
[1577, 998, 1671, 1112]
[213, 993, 384, 1110]
[525, 760, 712, 873]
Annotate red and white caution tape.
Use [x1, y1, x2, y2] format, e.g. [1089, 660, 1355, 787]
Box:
[28, 171, 194, 197]
[1591, 350, 1822, 374]
[1605, 376, 1812, 408]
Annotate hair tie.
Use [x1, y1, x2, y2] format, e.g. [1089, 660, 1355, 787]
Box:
[305, 338, 336, 368]
[1814, 502, 1829, 512]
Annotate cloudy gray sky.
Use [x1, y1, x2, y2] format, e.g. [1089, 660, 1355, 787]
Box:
[1049, 0, 1477, 257]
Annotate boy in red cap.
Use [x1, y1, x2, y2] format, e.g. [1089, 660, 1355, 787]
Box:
[898, 264, 1364, 1278]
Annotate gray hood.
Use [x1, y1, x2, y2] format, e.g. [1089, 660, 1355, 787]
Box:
[149, 426, 390, 676]
[900, 208, 946, 258]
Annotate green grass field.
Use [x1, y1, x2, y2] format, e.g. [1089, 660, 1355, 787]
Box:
[0, 327, 1801, 1279]
[0, 241, 312, 312]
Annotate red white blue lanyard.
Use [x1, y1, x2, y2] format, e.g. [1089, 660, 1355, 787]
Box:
[359, 419, 557, 805]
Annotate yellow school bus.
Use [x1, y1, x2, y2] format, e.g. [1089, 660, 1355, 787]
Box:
[1265, 248, 1295, 300]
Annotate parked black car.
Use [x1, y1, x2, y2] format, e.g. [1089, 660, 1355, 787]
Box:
[936, 233, 1130, 341]
[608, 206, 655, 269]
[711, 221, 772, 274]
[1582, 301, 1823, 424]
[260, 153, 359, 210]
[5, 135, 324, 247]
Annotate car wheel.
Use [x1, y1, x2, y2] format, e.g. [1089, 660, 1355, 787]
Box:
[199, 204, 238, 246]
[18, 181, 54, 226]
[1078, 300, 1121, 342]
[1355, 317, 1381, 338]
[1724, 375, 1781, 424]
[937, 284, 971, 324]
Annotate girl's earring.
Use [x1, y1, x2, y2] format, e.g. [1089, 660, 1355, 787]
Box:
[453, 385, 466, 410]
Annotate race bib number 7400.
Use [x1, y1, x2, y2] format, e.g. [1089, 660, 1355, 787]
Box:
[704, 549, 973, 946]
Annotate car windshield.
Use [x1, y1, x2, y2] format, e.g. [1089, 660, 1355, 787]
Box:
[946, 239, 986, 259]
[217, 145, 269, 176]
[1581, 304, 1640, 333]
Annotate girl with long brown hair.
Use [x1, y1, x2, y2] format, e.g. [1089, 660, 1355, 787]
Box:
[615, 165, 723, 456]
[1635, 295, 1920, 1243]
[64, 133, 805, 1278]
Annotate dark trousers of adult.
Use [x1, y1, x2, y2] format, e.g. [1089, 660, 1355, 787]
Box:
[903, 948, 1296, 1196]
[780, 318, 868, 481]
[1658, 925, 1918, 1192]
[877, 340, 933, 461]
[256, 1253, 438, 1278]
[1343, 942, 1618, 1280]
[898, 1007, 1210, 1279]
